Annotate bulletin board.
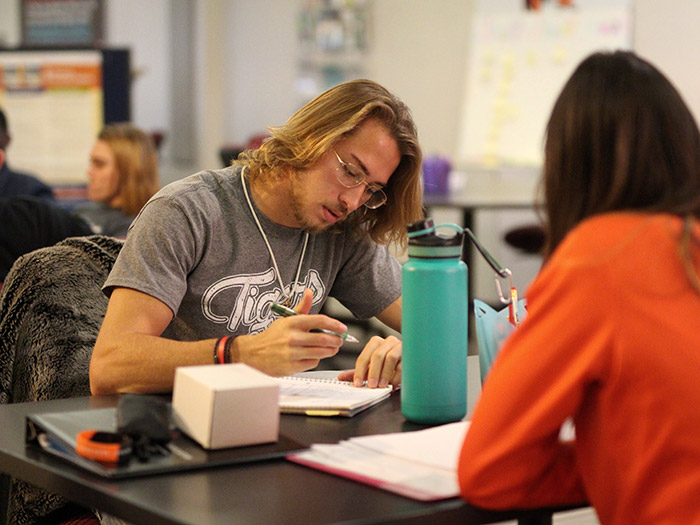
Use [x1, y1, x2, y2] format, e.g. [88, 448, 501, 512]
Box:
[456, 3, 632, 168]
[0, 48, 129, 184]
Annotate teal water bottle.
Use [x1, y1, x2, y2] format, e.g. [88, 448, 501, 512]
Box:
[401, 219, 468, 424]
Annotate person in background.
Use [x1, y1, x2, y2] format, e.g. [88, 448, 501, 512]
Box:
[0, 196, 93, 287]
[0, 107, 55, 201]
[458, 51, 700, 524]
[90, 79, 423, 395]
[73, 123, 160, 238]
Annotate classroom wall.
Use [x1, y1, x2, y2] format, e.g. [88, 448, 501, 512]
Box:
[3, 1, 700, 170]
[120, 0, 475, 172]
[0, 0, 21, 46]
[223, 0, 299, 159]
[103, 0, 171, 152]
[214, 0, 476, 173]
[633, 0, 700, 126]
[171, 0, 700, 173]
[365, 1, 474, 163]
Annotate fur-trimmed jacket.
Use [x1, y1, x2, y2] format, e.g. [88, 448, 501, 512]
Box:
[0, 235, 123, 524]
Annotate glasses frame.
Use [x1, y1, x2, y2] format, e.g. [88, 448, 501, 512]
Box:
[333, 149, 387, 209]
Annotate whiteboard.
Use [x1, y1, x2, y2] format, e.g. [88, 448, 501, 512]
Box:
[456, 3, 632, 168]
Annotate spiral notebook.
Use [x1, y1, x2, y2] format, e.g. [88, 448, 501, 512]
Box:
[276, 374, 393, 417]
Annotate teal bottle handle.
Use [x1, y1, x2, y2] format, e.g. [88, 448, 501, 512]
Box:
[407, 222, 463, 239]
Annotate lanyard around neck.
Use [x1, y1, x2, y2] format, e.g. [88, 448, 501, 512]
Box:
[241, 170, 309, 306]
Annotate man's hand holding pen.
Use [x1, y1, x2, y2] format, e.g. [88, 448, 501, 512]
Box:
[268, 289, 402, 389]
[227, 289, 344, 377]
[271, 301, 359, 343]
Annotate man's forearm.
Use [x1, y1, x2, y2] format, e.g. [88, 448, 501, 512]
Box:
[89, 332, 217, 395]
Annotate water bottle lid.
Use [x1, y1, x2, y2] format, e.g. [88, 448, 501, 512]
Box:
[407, 219, 463, 258]
[407, 218, 436, 237]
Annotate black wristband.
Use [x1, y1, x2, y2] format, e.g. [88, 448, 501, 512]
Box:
[223, 336, 233, 364]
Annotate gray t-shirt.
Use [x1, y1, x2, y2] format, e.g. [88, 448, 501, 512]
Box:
[104, 165, 402, 341]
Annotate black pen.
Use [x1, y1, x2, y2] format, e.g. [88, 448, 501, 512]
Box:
[271, 302, 360, 344]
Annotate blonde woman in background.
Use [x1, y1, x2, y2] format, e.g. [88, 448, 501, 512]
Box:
[74, 123, 160, 238]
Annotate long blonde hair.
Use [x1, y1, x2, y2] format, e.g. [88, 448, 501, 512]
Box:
[98, 123, 160, 216]
[236, 79, 423, 249]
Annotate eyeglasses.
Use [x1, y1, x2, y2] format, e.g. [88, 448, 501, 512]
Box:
[333, 150, 387, 209]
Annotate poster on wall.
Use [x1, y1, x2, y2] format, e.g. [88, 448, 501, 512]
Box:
[21, 0, 104, 48]
[0, 50, 103, 184]
[456, 2, 632, 168]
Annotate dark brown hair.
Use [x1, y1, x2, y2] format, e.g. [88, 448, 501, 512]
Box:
[543, 51, 700, 260]
[236, 79, 423, 248]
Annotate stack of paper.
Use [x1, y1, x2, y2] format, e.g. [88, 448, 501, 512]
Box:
[287, 421, 470, 501]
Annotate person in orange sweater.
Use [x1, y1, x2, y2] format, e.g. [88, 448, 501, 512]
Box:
[458, 50, 700, 524]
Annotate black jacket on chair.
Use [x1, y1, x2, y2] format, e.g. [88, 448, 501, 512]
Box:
[0, 196, 93, 282]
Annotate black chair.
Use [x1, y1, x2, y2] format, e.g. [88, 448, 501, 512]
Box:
[503, 224, 546, 255]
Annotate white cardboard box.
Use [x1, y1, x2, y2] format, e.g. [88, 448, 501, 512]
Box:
[172, 364, 280, 449]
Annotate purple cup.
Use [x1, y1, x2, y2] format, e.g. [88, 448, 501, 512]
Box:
[422, 155, 451, 195]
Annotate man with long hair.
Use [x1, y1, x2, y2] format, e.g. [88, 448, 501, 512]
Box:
[90, 79, 423, 394]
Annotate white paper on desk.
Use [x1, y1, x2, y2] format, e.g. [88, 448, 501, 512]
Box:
[347, 421, 470, 471]
[287, 421, 470, 501]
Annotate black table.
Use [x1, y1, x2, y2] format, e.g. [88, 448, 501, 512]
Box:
[0, 393, 580, 525]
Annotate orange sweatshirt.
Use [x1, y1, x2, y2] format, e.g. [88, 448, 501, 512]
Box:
[459, 213, 700, 524]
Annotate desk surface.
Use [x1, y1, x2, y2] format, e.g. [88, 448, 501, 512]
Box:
[0, 393, 572, 525]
